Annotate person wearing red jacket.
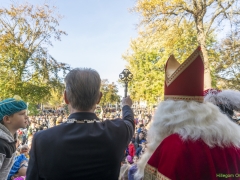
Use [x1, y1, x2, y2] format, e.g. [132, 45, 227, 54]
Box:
[128, 139, 136, 157]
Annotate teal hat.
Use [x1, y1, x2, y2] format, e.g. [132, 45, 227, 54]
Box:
[0, 95, 27, 121]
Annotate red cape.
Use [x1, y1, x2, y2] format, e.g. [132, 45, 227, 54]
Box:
[145, 134, 240, 180]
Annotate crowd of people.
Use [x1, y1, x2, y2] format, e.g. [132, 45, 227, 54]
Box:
[119, 123, 148, 180]
[4, 93, 240, 180]
[11, 110, 152, 180]
[1, 48, 240, 180]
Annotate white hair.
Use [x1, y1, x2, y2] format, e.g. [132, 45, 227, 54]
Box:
[135, 100, 240, 179]
[204, 89, 240, 111]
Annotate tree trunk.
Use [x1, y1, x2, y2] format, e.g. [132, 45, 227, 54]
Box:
[196, 20, 212, 89]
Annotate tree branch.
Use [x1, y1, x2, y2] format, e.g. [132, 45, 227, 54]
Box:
[205, 0, 235, 35]
[174, 4, 194, 15]
[206, 0, 215, 6]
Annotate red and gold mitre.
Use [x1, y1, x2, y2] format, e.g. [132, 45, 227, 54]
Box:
[164, 47, 204, 102]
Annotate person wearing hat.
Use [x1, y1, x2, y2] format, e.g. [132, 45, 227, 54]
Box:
[0, 96, 28, 180]
[135, 47, 240, 180]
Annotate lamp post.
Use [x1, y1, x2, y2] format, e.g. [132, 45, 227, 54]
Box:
[119, 69, 133, 98]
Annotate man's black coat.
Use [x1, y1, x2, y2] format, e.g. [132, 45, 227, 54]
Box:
[26, 105, 134, 180]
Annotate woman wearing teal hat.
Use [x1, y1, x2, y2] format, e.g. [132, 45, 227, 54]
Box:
[0, 95, 28, 180]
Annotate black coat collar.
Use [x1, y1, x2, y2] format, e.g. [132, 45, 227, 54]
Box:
[68, 112, 99, 121]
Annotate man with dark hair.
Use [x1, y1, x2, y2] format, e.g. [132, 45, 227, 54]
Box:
[27, 68, 134, 180]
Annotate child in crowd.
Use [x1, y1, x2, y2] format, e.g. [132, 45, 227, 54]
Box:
[137, 124, 144, 134]
[0, 96, 28, 179]
[7, 152, 28, 180]
[135, 132, 146, 157]
[8, 145, 29, 180]
[119, 155, 133, 180]
[128, 155, 139, 180]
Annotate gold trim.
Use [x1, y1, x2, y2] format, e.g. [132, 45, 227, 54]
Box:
[166, 47, 204, 87]
[144, 164, 171, 180]
[156, 172, 171, 180]
[164, 95, 204, 102]
[145, 164, 157, 174]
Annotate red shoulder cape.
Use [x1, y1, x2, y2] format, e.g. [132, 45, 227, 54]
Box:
[144, 134, 240, 180]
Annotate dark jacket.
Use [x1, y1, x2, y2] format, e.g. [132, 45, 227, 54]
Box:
[26, 105, 134, 180]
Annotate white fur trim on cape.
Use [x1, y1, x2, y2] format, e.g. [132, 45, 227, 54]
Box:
[204, 89, 240, 111]
[134, 100, 240, 180]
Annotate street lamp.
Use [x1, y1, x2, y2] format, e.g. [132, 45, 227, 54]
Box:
[119, 69, 133, 98]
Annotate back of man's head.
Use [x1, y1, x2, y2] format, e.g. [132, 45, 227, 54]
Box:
[65, 68, 101, 111]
